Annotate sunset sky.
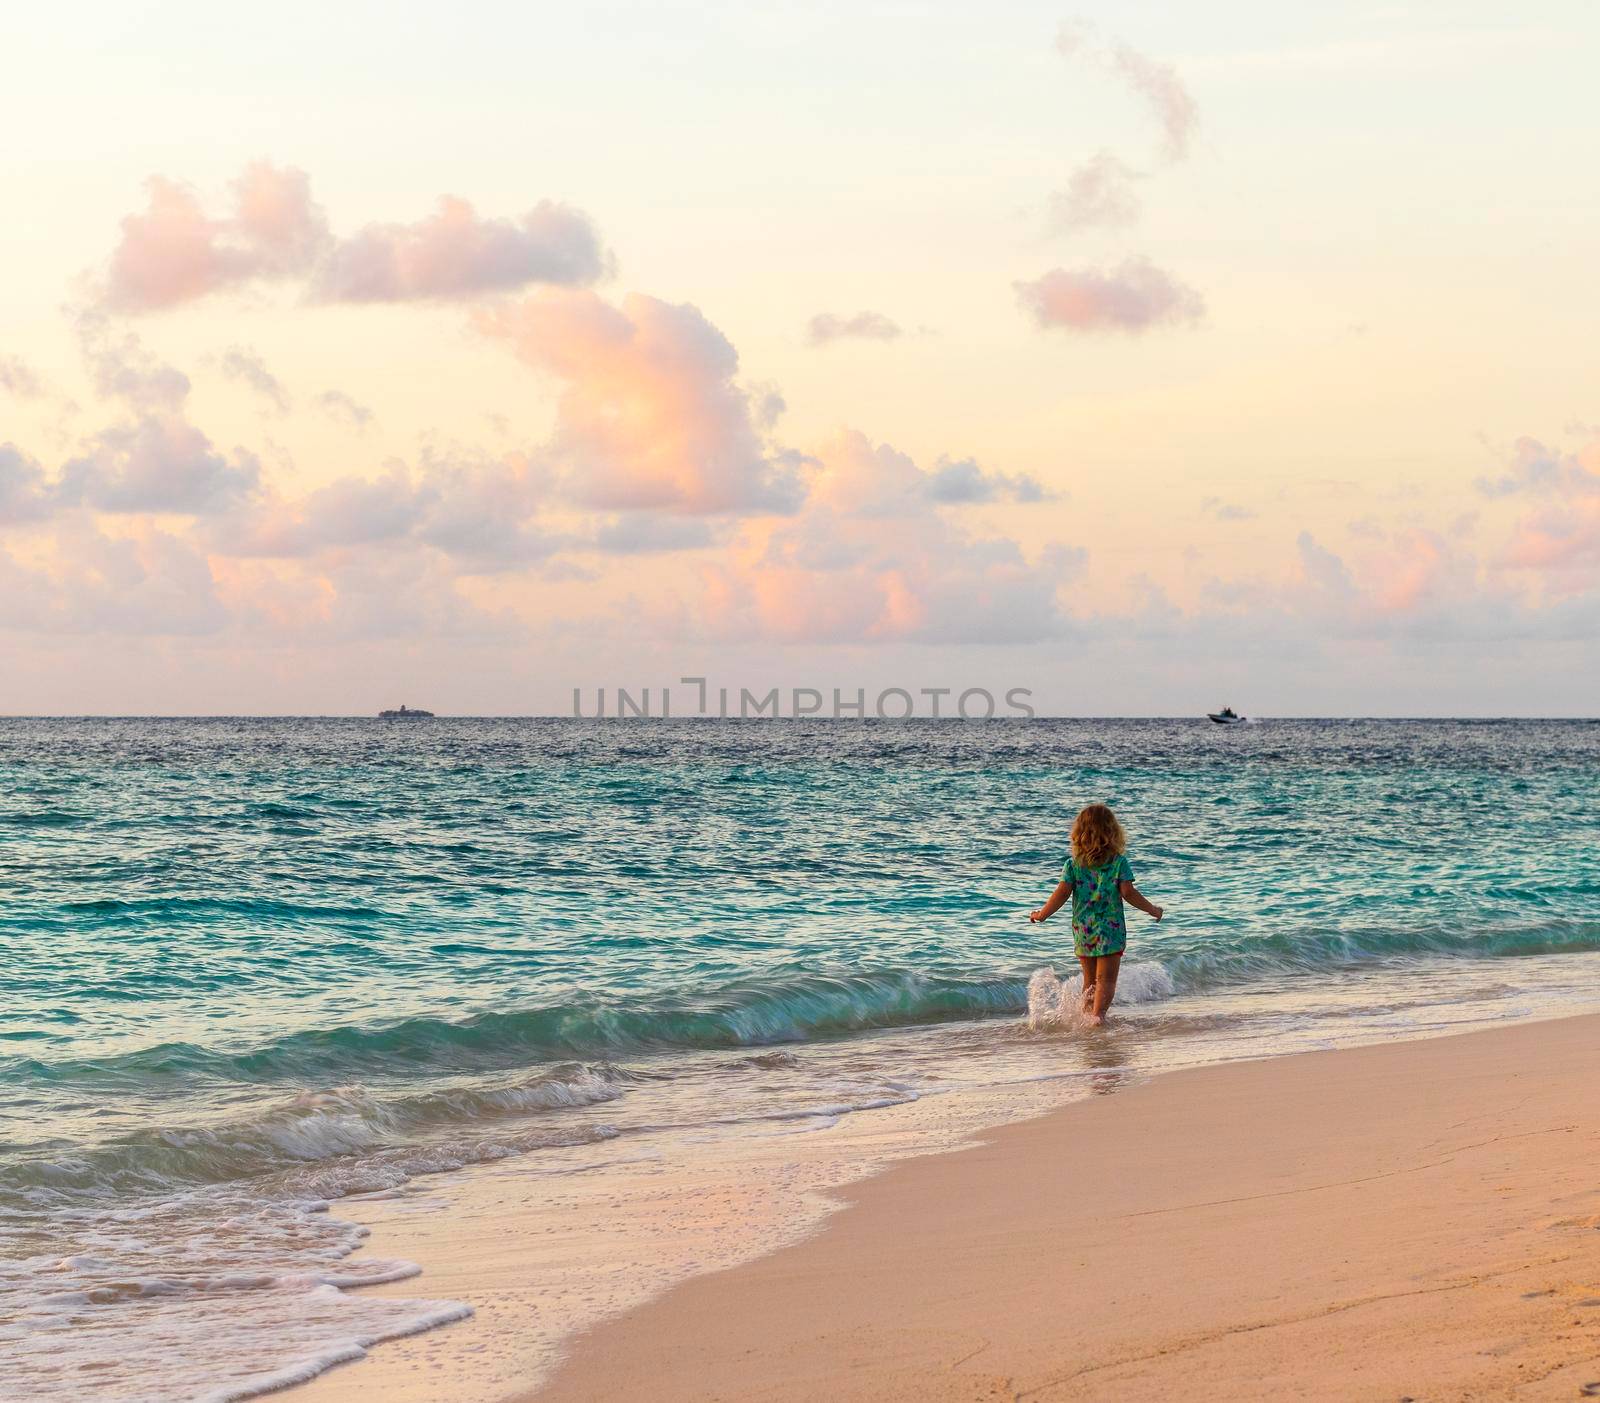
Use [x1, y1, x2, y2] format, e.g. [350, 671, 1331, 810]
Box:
[2, 1, 1596, 714]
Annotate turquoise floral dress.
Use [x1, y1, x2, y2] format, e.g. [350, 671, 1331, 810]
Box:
[1061, 852, 1133, 957]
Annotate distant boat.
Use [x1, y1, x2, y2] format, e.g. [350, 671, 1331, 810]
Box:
[378, 704, 435, 719]
[1207, 706, 1247, 725]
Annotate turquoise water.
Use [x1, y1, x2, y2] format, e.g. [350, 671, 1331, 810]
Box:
[3, 718, 1598, 1400]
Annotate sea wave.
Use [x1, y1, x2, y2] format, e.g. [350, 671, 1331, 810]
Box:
[0, 1065, 625, 1204]
[10, 919, 1599, 1096]
[1158, 916, 1600, 988]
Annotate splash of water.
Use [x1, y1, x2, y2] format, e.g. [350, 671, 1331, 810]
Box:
[1027, 963, 1176, 1029]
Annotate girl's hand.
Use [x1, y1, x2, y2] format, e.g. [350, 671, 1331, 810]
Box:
[1152, 905, 1164, 922]
[1029, 908, 1046, 923]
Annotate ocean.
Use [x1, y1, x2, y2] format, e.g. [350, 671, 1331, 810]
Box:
[3, 717, 1598, 1401]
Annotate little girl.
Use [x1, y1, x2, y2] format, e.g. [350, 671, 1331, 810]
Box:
[1030, 802, 1163, 1025]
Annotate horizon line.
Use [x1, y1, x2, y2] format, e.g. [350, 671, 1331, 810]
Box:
[1, 714, 1596, 723]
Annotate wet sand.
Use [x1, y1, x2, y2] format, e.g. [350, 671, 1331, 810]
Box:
[532, 1013, 1600, 1401]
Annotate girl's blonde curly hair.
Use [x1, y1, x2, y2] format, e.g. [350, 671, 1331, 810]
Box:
[1071, 802, 1126, 870]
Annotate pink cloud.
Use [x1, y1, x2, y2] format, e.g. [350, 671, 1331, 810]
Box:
[810, 430, 1043, 515]
[0, 521, 227, 636]
[1503, 501, 1600, 577]
[1056, 23, 1199, 164]
[674, 434, 1080, 644]
[479, 289, 805, 515]
[1015, 258, 1204, 333]
[100, 165, 606, 312]
[1371, 530, 1452, 614]
[809, 432, 927, 517]
[104, 164, 328, 312]
[1483, 435, 1600, 585]
[232, 163, 327, 273]
[1109, 42, 1199, 163]
[1050, 151, 1142, 233]
[210, 455, 557, 572]
[316, 197, 607, 302]
[1281, 521, 1559, 639]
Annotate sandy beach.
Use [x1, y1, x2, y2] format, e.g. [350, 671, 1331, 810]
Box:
[540, 1013, 1600, 1401]
[297, 1012, 1600, 1403]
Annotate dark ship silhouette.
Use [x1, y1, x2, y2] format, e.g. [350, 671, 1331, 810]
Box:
[378, 704, 435, 719]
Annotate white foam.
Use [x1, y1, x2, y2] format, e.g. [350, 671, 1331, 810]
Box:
[1, 1189, 473, 1403]
[1027, 962, 1175, 1028]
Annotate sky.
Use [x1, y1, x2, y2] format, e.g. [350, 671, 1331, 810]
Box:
[1, 0, 1597, 715]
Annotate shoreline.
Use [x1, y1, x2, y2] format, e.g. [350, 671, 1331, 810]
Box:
[285, 1008, 1600, 1403]
[528, 1011, 1600, 1401]
[283, 1052, 1100, 1403]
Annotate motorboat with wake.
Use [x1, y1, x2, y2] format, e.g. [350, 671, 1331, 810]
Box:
[1207, 706, 1247, 725]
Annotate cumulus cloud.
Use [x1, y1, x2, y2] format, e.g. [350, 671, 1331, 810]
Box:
[215, 346, 289, 412]
[0, 320, 261, 526]
[1268, 519, 1590, 644]
[414, 456, 561, 568]
[75, 312, 190, 412]
[210, 455, 558, 573]
[99, 165, 607, 312]
[315, 197, 607, 303]
[204, 544, 518, 643]
[0, 444, 56, 523]
[1057, 21, 1199, 164]
[1295, 531, 1356, 599]
[0, 523, 227, 637]
[807, 434, 934, 518]
[1015, 258, 1204, 334]
[671, 433, 1080, 645]
[1476, 435, 1599, 499]
[59, 417, 261, 515]
[593, 514, 720, 554]
[1505, 510, 1600, 579]
[1050, 151, 1142, 233]
[0, 354, 43, 399]
[805, 433, 1047, 515]
[926, 457, 1049, 505]
[1486, 435, 1600, 581]
[315, 390, 373, 429]
[232, 162, 328, 274]
[103, 163, 328, 312]
[214, 466, 421, 557]
[479, 289, 806, 515]
[805, 310, 903, 346]
[703, 524, 1077, 646]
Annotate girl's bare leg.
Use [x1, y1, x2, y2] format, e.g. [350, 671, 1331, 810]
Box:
[1076, 956, 1096, 1014]
[1089, 954, 1123, 1023]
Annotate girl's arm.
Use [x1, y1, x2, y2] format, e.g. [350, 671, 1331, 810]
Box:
[1119, 880, 1164, 921]
[1030, 881, 1071, 923]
